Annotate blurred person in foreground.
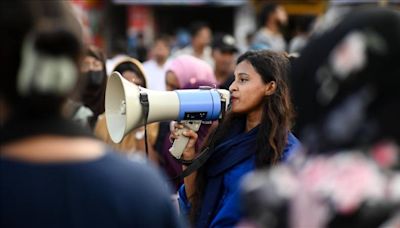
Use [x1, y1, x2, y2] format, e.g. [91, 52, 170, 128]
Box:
[64, 46, 107, 129]
[251, 3, 288, 51]
[171, 50, 300, 227]
[143, 35, 172, 91]
[95, 57, 159, 163]
[239, 8, 400, 228]
[211, 33, 239, 90]
[0, 2, 182, 227]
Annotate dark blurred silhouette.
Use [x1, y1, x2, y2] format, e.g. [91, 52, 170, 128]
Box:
[135, 32, 148, 62]
[240, 7, 400, 228]
[0, 2, 183, 227]
[288, 15, 316, 54]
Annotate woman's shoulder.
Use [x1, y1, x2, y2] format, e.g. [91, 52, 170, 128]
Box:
[1, 150, 181, 227]
[288, 133, 301, 147]
[223, 156, 255, 188]
[85, 152, 177, 219]
[282, 133, 301, 161]
[1, 148, 166, 192]
[1, 149, 172, 206]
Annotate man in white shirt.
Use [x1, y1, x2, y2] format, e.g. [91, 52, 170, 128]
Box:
[143, 35, 171, 91]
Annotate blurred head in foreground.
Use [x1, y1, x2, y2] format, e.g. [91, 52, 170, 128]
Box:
[292, 8, 400, 154]
[240, 8, 400, 228]
[0, 1, 82, 124]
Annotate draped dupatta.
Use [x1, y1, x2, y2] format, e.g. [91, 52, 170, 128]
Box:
[196, 123, 259, 228]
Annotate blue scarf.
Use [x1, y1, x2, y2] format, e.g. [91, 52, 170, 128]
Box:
[196, 123, 259, 228]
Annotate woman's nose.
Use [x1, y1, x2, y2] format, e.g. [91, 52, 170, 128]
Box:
[229, 80, 237, 92]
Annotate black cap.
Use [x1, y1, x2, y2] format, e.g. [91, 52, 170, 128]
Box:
[212, 34, 238, 53]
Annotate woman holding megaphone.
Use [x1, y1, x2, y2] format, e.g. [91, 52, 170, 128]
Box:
[171, 50, 300, 227]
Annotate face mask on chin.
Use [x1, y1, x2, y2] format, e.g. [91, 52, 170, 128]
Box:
[85, 70, 104, 87]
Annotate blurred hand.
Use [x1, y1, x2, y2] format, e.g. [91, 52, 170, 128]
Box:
[169, 122, 198, 160]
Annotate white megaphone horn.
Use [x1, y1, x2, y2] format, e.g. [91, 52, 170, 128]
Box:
[105, 71, 230, 159]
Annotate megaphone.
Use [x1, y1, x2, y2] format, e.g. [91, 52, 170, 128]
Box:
[105, 72, 230, 159]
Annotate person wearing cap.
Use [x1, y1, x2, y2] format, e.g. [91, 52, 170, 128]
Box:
[211, 34, 239, 90]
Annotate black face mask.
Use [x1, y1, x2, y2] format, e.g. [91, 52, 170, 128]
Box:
[85, 70, 104, 87]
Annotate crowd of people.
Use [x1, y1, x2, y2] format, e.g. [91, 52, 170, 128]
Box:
[1, 1, 400, 228]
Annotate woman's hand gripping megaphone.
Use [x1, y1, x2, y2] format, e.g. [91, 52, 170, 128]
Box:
[169, 121, 200, 161]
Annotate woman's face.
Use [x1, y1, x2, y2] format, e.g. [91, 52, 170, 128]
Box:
[165, 71, 179, 91]
[81, 56, 103, 73]
[122, 70, 145, 87]
[229, 60, 274, 114]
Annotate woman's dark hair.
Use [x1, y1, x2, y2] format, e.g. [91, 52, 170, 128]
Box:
[189, 50, 294, 223]
[0, 1, 82, 117]
[237, 50, 294, 165]
[189, 21, 210, 37]
[81, 46, 107, 126]
[114, 61, 147, 88]
[154, 34, 171, 47]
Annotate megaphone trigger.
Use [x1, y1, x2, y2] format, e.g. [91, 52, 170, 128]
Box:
[169, 120, 202, 159]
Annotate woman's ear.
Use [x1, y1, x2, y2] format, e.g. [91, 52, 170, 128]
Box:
[264, 81, 276, 96]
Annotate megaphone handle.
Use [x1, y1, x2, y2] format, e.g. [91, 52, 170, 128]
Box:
[169, 120, 202, 159]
